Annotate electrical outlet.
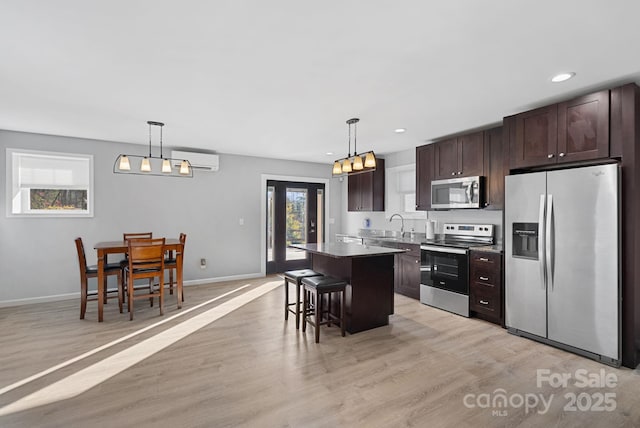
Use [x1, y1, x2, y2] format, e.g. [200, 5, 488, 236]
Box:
[200, 258, 206, 269]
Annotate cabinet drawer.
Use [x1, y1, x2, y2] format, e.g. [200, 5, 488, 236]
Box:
[470, 251, 501, 267]
[470, 267, 501, 286]
[470, 286, 501, 316]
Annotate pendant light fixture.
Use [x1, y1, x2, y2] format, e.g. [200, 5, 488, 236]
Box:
[114, 121, 193, 178]
[332, 118, 377, 177]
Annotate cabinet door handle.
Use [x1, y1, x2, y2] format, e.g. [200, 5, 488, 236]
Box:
[479, 257, 489, 262]
[479, 276, 489, 281]
[479, 300, 489, 305]
[457, 171, 462, 175]
[415, 259, 419, 263]
[559, 152, 566, 157]
[547, 153, 554, 159]
[451, 172, 456, 176]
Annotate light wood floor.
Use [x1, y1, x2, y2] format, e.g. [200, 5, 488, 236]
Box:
[0, 276, 638, 427]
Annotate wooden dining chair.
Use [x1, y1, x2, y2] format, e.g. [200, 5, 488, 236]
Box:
[123, 232, 153, 241]
[120, 232, 153, 301]
[75, 237, 123, 319]
[124, 237, 166, 320]
[165, 233, 187, 302]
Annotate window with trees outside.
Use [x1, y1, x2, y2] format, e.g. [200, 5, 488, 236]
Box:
[6, 148, 94, 217]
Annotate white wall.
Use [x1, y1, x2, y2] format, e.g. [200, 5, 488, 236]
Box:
[0, 130, 342, 304]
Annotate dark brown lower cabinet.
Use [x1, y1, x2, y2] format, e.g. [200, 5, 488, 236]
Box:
[469, 250, 504, 326]
[394, 244, 420, 299]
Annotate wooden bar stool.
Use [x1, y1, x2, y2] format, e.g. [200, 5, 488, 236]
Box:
[301, 276, 347, 343]
[283, 269, 323, 329]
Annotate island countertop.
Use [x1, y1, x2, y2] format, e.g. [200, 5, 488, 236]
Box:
[290, 242, 406, 259]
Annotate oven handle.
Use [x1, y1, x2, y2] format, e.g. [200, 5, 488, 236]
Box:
[420, 245, 468, 255]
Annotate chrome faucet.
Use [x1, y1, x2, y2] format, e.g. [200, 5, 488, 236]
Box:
[389, 213, 405, 238]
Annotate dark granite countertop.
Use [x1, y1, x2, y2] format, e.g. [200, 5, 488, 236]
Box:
[362, 237, 423, 245]
[470, 244, 504, 253]
[290, 243, 406, 259]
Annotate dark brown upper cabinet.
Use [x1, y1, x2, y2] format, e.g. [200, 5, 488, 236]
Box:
[415, 144, 434, 211]
[483, 126, 506, 210]
[557, 90, 610, 163]
[433, 131, 484, 180]
[347, 158, 385, 212]
[509, 90, 610, 169]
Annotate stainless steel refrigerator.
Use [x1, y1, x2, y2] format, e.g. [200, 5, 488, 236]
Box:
[505, 163, 619, 365]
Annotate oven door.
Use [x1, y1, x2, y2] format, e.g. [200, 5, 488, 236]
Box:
[420, 245, 469, 295]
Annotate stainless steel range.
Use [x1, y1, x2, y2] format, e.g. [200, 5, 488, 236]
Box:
[419, 223, 494, 317]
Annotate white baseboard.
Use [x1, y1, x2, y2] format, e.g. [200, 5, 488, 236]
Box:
[0, 273, 266, 308]
[0, 292, 79, 308]
[184, 272, 264, 286]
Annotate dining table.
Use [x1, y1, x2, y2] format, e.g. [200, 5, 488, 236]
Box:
[93, 238, 184, 322]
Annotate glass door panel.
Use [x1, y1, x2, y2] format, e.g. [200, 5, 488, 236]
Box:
[316, 189, 324, 243]
[267, 185, 275, 262]
[285, 188, 308, 261]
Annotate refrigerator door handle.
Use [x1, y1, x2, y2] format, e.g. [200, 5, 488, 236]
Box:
[546, 194, 554, 290]
[538, 194, 546, 290]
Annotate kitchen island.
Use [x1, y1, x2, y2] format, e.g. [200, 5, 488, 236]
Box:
[290, 242, 406, 333]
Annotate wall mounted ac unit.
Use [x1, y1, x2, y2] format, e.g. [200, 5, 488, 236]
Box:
[171, 150, 219, 172]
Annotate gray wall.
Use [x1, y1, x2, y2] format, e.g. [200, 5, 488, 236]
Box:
[0, 130, 342, 304]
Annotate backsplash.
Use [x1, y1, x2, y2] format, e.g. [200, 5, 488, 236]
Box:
[340, 209, 503, 244]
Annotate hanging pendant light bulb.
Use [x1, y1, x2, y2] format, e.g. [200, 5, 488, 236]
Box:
[364, 151, 376, 168]
[162, 158, 172, 173]
[352, 154, 363, 170]
[118, 155, 131, 171]
[140, 157, 151, 172]
[179, 160, 191, 175]
[342, 158, 352, 173]
[332, 161, 343, 175]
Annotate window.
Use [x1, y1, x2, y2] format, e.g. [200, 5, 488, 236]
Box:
[6, 148, 94, 217]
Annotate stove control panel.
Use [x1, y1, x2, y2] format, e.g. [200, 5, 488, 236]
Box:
[442, 223, 494, 239]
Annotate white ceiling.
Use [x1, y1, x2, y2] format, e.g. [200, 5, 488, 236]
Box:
[2, 1, 640, 164]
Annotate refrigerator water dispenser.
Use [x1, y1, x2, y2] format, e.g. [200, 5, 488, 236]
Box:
[512, 223, 538, 259]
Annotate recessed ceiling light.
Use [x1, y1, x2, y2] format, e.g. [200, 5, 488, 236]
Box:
[325, 152, 334, 156]
[394, 128, 406, 134]
[551, 72, 576, 83]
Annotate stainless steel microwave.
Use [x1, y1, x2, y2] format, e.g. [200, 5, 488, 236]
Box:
[431, 176, 483, 209]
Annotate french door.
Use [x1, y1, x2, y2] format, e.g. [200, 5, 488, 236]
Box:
[266, 180, 325, 273]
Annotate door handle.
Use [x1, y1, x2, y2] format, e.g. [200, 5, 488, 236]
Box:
[479, 276, 489, 281]
[538, 194, 546, 290]
[479, 300, 489, 305]
[546, 194, 554, 291]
